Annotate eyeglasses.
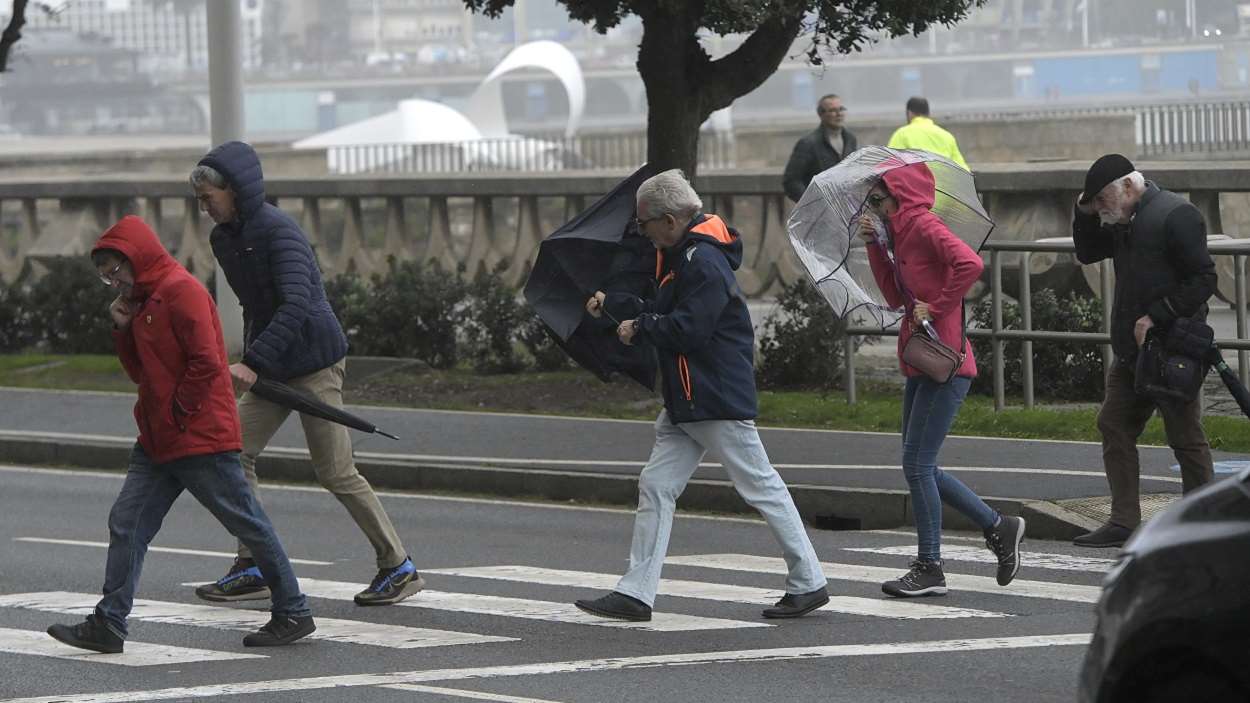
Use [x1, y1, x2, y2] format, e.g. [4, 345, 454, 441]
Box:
[818, 106, 848, 114]
[867, 194, 888, 208]
[99, 261, 124, 287]
[636, 215, 667, 229]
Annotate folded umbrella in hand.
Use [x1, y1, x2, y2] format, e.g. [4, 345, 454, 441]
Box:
[249, 377, 400, 440]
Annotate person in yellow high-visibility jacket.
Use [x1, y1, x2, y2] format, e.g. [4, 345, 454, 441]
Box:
[887, 97, 969, 171]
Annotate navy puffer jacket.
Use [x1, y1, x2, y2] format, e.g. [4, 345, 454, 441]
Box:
[199, 141, 348, 380]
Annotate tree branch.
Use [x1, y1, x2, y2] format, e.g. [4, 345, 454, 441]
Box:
[0, 0, 30, 73]
[699, 11, 803, 118]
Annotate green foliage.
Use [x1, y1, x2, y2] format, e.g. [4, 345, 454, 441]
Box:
[519, 307, 573, 372]
[18, 258, 116, 354]
[970, 288, 1105, 401]
[756, 278, 849, 391]
[461, 264, 528, 374]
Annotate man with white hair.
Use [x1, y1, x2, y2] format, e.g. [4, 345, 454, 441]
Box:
[576, 169, 829, 621]
[1071, 154, 1216, 548]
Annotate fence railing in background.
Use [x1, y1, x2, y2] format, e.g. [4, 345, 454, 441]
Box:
[843, 238, 1250, 409]
[324, 132, 737, 174]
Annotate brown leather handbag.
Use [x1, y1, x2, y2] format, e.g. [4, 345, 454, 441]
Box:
[901, 316, 965, 384]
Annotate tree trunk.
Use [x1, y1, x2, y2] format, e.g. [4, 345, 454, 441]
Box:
[637, 4, 704, 176]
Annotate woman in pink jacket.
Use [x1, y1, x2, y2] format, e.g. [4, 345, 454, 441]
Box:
[861, 162, 1026, 597]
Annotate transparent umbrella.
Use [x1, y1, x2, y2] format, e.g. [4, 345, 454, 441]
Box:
[785, 146, 993, 330]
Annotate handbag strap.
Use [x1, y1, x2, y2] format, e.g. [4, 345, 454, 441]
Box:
[884, 233, 968, 355]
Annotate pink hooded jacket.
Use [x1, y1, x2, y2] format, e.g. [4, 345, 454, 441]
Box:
[866, 162, 983, 379]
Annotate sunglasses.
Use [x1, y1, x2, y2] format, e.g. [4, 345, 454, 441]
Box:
[98, 261, 125, 287]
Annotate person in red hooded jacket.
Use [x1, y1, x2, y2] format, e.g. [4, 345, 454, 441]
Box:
[860, 162, 1027, 598]
[45, 216, 315, 654]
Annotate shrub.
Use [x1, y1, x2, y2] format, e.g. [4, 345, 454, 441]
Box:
[756, 278, 849, 391]
[21, 258, 115, 354]
[970, 288, 1105, 401]
[519, 308, 573, 371]
[460, 264, 528, 374]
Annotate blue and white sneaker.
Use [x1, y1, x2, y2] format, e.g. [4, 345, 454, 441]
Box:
[354, 557, 424, 606]
[195, 558, 270, 602]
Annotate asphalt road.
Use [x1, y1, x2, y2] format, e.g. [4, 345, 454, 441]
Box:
[0, 386, 1231, 504]
[0, 462, 1103, 702]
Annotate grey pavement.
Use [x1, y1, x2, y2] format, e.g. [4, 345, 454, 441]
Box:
[0, 463, 1097, 703]
[0, 384, 1240, 540]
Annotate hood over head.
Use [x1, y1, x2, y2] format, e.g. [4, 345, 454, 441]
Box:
[92, 216, 180, 298]
[197, 140, 266, 220]
[880, 161, 937, 237]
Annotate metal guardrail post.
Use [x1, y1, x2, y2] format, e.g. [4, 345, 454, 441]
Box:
[1237, 254, 1248, 389]
[991, 249, 1004, 411]
[1021, 252, 1034, 409]
[844, 335, 856, 405]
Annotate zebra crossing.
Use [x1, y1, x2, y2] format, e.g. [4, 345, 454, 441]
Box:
[0, 535, 1102, 675]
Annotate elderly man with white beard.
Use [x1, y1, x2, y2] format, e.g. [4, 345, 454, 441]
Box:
[1070, 154, 1217, 548]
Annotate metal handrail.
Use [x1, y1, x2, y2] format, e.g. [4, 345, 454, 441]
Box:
[843, 238, 1250, 409]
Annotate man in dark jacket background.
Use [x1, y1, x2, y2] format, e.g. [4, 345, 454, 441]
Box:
[782, 94, 858, 203]
[189, 141, 420, 606]
[573, 170, 828, 623]
[1072, 154, 1216, 548]
[46, 216, 315, 654]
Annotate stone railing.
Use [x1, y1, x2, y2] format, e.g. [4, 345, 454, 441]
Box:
[3, 162, 1250, 298]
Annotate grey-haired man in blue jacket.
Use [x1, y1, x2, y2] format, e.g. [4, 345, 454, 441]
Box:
[574, 169, 829, 622]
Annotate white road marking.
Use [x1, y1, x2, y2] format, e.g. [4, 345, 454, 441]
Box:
[379, 684, 565, 702]
[664, 554, 1102, 603]
[12, 538, 333, 566]
[844, 545, 1115, 573]
[261, 578, 769, 632]
[0, 633, 1090, 703]
[0, 626, 263, 666]
[423, 565, 1007, 619]
[0, 592, 516, 649]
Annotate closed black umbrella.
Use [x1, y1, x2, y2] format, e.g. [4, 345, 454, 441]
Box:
[249, 378, 400, 440]
[523, 164, 658, 390]
[1207, 346, 1250, 419]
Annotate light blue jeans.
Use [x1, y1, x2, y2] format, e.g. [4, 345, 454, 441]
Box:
[615, 410, 827, 607]
[902, 376, 999, 562]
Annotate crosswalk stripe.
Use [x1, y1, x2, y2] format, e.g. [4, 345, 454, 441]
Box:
[0, 592, 516, 650]
[274, 578, 770, 632]
[663, 554, 1102, 603]
[0, 626, 264, 666]
[843, 545, 1115, 573]
[424, 566, 1008, 619]
[0, 633, 1090, 703]
[12, 538, 334, 566]
[379, 684, 566, 702]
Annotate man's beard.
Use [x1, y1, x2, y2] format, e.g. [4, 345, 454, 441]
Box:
[1098, 209, 1125, 226]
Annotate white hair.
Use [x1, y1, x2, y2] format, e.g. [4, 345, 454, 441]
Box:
[189, 164, 229, 190]
[636, 169, 702, 221]
[1097, 171, 1147, 225]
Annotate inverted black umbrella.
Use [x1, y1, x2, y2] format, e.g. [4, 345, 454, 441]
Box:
[250, 377, 400, 440]
[1206, 346, 1250, 419]
[524, 164, 658, 390]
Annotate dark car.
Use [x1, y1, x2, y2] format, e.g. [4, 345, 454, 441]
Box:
[1078, 466, 1250, 703]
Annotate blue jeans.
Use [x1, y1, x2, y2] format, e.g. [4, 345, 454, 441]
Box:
[901, 376, 998, 562]
[95, 445, 310, 637]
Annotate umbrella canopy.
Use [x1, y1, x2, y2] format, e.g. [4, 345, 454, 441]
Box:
[250, 378, 400, 440]
[523, 165, 658, 390]
[786, 146, 993, 329]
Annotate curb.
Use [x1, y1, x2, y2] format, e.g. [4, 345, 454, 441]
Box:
[0, 434, 1092, 541]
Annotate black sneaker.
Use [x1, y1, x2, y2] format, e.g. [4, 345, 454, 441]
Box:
[985, 515, 1026, 586]
[354, 557, 425, 606]
[761, 586, 830, 619]
[47, 614, 124, 654]
[882, 559, 947, 598]
[573, 591, 652, 622]
[195, 557, 270, 602]
[242, 615, 316, 647]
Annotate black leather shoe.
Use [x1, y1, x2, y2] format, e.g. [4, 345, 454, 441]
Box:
[1073, 522, 1133, 549]
[242, 615, 316, 647]
[47, 614, 124, 654]
[762, 586, 829, 619]
[573, 591, 652, 622]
